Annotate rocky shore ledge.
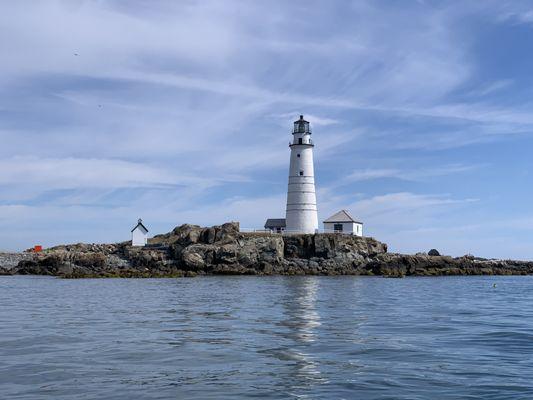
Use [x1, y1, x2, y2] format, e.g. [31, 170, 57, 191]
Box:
[2, 222, 533, 278]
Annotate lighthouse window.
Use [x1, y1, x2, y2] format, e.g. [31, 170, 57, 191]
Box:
[297, 154, 300, 158]
[299, 170, 304, 176]
[298, 138, 303, 144]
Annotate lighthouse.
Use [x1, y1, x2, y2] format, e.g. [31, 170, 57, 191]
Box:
[285, 115, 319, 233]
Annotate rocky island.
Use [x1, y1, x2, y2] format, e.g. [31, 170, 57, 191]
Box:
[2, 222, 533, 278]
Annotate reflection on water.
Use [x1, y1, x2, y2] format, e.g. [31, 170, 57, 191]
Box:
[280, 278, 327, 393]
[2, 275, 533, 399]
[286, 277, 321, 343]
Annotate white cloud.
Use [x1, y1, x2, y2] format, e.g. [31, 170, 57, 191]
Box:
[0, 0, 532, 258]
[318, 191, 477, 230]
[349, 192, 476, 220]
[275, 112, 340, 127]
[317, 191, 480, 253]
[0, 157, 212, 190]
[466, 79, 514, 97]
[0, 193, 288, 251]
[347, 164, 480, 182]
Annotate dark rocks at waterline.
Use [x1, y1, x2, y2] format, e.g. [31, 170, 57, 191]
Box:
[368, 253, 533, 277]
[4, 222, 533, 278]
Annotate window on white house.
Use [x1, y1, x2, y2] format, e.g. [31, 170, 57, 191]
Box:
[297, 154, 300, 158]
[334, 224, 343, 232]
[299, 170, 304, 176]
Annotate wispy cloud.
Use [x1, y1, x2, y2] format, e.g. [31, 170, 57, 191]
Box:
[275, 112, 340, 127]
[347, 164, 480, 182]
[466, 79, 514, 97]
[0, 157, 215, 190]
[349, 192, 477, 220]
[1, 0, 533, 258]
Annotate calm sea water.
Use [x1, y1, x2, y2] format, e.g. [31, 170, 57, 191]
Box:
[1, 275, 533, 399]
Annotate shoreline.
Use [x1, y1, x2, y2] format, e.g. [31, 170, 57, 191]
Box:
[2, 222, 533, 278]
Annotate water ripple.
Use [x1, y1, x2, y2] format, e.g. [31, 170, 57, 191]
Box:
[1, 275, 533, 399]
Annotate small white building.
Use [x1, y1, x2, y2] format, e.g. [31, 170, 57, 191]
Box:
[131, 218, 149, 246]
[323, 210, 363, 236]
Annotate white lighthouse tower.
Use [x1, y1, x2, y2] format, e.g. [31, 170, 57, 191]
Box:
[285, 115, 319, 234]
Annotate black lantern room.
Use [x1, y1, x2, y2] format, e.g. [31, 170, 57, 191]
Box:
[293, 115, 311, 134]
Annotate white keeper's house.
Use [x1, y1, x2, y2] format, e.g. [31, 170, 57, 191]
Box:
[131, 218, 149, 246]
[323, 210, 363, 236]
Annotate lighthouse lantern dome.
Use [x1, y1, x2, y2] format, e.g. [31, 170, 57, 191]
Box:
[293, 115, 311, 134]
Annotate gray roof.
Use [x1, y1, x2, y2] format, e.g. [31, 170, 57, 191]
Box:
[131, 219, 149, 233]
[264, 218, 286, 228]
[323, 210, 362, 224]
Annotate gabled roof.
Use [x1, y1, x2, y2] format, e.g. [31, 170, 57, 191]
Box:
[131, 219, 149, 233]
[264, 218, 286, 228]
[323, 210, 362, 224]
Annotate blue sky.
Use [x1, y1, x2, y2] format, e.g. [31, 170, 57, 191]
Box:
[1, 0, 533, 259]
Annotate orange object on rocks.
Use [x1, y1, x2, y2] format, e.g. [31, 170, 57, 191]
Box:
[34, 245, 42, 252]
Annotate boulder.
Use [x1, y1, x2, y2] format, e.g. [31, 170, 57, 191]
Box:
[182, 250, 206, 270]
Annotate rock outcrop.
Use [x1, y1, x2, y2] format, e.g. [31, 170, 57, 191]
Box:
[428, 249, 440, 257]
[0, 253, 36, 275]
[3, 222, 533, 278]
[367, 253, 533, 277]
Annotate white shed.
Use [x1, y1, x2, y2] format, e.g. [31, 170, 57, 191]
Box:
[323, 210, 363, 236]
[131, 218, 149, 246]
